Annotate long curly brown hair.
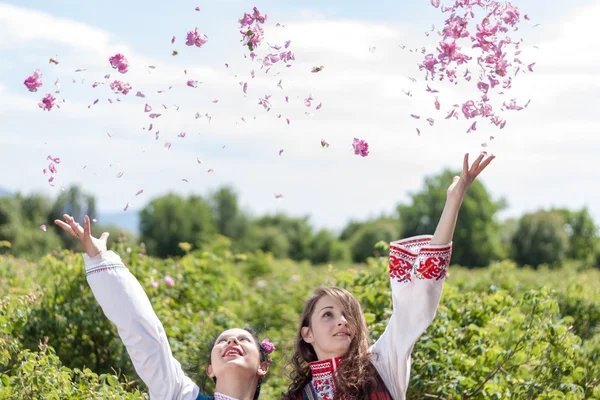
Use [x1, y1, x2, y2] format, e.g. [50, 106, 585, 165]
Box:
[282, 287, 379, 400]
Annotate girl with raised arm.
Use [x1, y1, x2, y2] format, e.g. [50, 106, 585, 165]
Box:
[284, 153, 494, 400]
[54, 215, 275, 400]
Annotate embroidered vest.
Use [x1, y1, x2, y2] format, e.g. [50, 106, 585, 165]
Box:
[299, 357, 393, 400]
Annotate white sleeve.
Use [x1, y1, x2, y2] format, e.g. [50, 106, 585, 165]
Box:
[369, 235, 452, 400]
[84, 250, 200, 400]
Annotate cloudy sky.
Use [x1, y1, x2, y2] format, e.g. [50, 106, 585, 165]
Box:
[0, 0, 598, 232]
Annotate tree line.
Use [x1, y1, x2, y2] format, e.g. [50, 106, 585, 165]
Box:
[1, 168, 598, 268]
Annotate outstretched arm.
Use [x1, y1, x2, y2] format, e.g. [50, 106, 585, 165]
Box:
[370, 153, 494, 400]
[55, 215, 199, 400]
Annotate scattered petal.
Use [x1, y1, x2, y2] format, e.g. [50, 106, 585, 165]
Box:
[135, 189, 144, 196]
[40, 224, 47, 232]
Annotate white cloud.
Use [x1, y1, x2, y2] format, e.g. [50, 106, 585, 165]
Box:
[0, 2, 599, 230]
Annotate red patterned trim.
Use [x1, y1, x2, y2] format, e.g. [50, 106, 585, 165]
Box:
[308, 357, 342, 376]
[388, 236, 452, 283]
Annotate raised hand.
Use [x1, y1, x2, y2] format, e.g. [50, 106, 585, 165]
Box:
[54, 214, 109, 257]
[446, 153, 495, 202]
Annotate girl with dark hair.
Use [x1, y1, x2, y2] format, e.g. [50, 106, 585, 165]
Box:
[54, 215, 275, 400]
[284, 153, 494, 400]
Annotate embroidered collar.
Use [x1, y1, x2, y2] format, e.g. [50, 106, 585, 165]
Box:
[307, 357, 343, 399]
[308, 356, 343, 375]
[214, 392, 239, 400]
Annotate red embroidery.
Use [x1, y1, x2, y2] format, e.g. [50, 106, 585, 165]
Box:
[389, 255, 413, 283]
[416, 256, 448, 280]
[389, 236, 452, 282]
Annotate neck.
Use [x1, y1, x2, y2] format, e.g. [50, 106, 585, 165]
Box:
[214, 375, 258, 400]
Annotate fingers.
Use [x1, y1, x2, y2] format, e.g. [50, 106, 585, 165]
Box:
[469, 153, 485, 174]
[54, 219, 76, 237]
[476, 154, 495, 175]
[463, 153, 469, 175]
[66, 214, 84, 240]
[84, 215, 91, 239]
[100, 232, 110, 243]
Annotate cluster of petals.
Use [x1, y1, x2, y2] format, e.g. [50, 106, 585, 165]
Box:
[24, 69, 43, 92]
[109, 53, 129, 74]
[38, 93, 56, 111]
[239, 7, 267, 51]
[109, 80, 132, 95]
[352, 138, 369, 157]
[186, 28, 209, 48]
[419, 0, 532, 130]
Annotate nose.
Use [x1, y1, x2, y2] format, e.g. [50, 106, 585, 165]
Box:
[226, 336, 240, 345]
[337, 315, 348, 326]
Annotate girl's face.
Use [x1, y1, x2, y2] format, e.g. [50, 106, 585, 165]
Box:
[207, 328, 267, 380]
[301, 295, 353, 360]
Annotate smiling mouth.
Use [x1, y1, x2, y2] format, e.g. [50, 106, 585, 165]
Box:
[334, 332, 351, 337]
[224, 348, 243, 357]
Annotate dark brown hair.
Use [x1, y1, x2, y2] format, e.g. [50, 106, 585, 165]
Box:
[283, 287, 379, 400]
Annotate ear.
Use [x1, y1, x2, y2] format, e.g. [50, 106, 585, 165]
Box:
[257, 361, 269, 377]
[301, 326, 314, 344]
[206, 364, 215, 379]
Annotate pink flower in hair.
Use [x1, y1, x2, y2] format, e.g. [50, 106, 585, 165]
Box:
[261, 338, 275, 354]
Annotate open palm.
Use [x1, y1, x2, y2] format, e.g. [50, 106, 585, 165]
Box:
[54, 214, 109, 257]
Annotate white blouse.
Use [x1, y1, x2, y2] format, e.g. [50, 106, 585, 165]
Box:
[369, 235, 452, 400]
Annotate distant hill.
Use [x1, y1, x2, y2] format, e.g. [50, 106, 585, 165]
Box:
[0, 187, 11, 197]
[95, 210, 140, 235]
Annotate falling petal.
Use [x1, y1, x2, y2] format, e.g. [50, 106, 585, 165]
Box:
[124, 202, 130, 211]
[207, 169, 214, 173]
[316, 103, 322, 110]
[40, 224, 47, 232]
[410, 114, 420, 119]
[144, 103, 152, 112]
[431, 0, 440, 7]
[274, 193, 284, 199]
[416, 128, 421, 136]
[369, 46, 376, 53]
[178, 132, 186, 138]
[212, 99, 219, 103]
[116, 172, 124, 178]
[135, 189, 144, 196]
[136, 91, 145, 98]
[107, 132, 112, 138]
[426, 118, 435, 126]
[149, 113, 162, 119]
[197, 158, 203, 164]
[182, 178, 189, 182]
[279, 149, 284, 156]
[164, 142, 171, 150]
[286, 118, 290, 125]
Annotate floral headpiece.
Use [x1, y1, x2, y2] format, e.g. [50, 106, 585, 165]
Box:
[260, 338, 275, 362]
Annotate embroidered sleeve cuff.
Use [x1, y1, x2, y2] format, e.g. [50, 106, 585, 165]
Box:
[389, 235, 452, 283]
[82, 250, 127, 276]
